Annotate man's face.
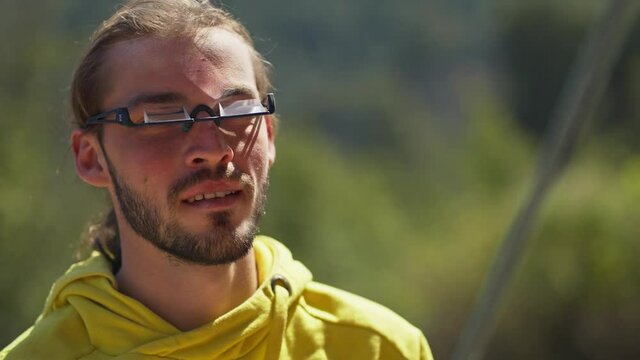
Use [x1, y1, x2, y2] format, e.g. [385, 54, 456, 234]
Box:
[85, 28, 275, 265]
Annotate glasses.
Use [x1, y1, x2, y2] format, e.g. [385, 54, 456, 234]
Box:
[84, 93, 275, 132]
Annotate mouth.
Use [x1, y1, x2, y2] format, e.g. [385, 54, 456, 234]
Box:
[185, 190, 240, 204]
[179, 188, 243, 211]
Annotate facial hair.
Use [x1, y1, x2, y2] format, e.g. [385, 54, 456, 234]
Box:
[104, 155, 268, 266]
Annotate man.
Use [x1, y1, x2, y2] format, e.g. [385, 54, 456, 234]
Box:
[1, 0, 432, 359]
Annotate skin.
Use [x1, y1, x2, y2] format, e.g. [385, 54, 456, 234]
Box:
[71, 28, 276, 331]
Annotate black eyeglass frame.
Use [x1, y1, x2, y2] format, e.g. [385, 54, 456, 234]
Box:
[83, 93, 276, 129]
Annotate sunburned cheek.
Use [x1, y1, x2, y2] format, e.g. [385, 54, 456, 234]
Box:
[121, 146, 177, 187]
[235, 140, 247, 154]
[236, 125, 272, 167]
[126, 130, 183, 159]
[108, 138, 164, 171]
[248, 148, 270, 176]
[135, 130, 184, 147]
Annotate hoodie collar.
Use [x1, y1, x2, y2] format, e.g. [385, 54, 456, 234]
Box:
[40, 236, 311, 359]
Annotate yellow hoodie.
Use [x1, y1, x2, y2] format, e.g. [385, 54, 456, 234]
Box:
[1, 236, 433, 359]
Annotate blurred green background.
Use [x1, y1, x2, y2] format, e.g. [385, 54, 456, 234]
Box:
[1, 0, 639, 358]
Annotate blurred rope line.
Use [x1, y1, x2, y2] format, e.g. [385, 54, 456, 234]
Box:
[451, 0, 640, 359]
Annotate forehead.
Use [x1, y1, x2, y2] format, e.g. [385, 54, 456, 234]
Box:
[100, 28, 257, 109]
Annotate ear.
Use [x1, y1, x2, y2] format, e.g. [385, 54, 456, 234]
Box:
[71, 129, 111, 188]
[265, 115, 276, 167]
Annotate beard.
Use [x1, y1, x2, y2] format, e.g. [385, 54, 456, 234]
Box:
[104, 155, 268, 266]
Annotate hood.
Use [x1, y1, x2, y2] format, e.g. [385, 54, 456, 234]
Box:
[40, 236, 312, 359]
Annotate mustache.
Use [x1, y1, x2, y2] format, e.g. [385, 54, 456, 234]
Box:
[167, 166, 244, 203]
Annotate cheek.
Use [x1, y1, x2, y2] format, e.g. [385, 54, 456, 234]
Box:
[248, 152, 268, 176]
[107, 133, 181, 188]
[243, 132, 272, 177]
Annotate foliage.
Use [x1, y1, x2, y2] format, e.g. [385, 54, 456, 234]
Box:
[0, 0, 638, 359]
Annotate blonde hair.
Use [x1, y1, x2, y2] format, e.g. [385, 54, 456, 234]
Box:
[72, 0, 273, 267]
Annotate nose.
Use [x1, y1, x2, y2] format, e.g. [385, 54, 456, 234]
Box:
[182, 120, 234, 167]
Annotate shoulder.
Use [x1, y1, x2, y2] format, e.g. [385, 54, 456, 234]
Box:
[1, 305, 95, 360]
[294, 281, 433, 360]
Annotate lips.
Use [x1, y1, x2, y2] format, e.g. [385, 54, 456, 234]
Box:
[178, 180, 244, 210]
[186, 190, 239, 203]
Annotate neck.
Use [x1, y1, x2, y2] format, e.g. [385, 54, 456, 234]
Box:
[115, 229, 258, 331]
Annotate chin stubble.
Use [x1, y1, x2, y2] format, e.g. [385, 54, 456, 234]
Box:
[103, 153, 268, 266]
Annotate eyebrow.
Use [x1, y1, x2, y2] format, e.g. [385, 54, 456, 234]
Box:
[220, 86, 258, 99]
[125, 86, 258, 109]
[127, 92, 186, 108]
